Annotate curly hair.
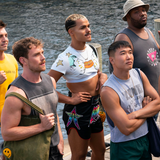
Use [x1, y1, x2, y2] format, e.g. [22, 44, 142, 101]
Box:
[12, 37, 43, 66]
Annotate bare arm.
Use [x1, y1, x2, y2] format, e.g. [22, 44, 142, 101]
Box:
[1, 88, 55, 141]
[100, 87, 146, 136]
[96, 70, 108, 91]
[48, 69, 91, 105]
[129, 71, 160, 119]
[149, 29, 160, 50]
[57, 114, 64, 155]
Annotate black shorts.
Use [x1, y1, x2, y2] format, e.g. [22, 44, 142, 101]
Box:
[63, 94, 103, 139]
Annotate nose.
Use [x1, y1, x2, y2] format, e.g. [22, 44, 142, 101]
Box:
[41, 53, 45, 60]
[127, 53, 132, 59]
[2, 36, 8, 41]
[87, 27, 91, 33]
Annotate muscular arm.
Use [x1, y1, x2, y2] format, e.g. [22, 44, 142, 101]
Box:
[1, 88, 55, 141]
[129, 71, 160, 119]
[100, 87, 146, 136]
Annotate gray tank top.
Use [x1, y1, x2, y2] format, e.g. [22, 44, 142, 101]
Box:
[10, 73, 59, 146]
[103, 69, 148, 142]
[118, 27, 160, 92]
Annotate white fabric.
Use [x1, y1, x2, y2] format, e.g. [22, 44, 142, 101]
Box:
[51, 44, 99, 83]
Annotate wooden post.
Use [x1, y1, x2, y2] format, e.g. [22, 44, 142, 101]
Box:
[88, 43, 102, 72]
[154, 19, 160, 45]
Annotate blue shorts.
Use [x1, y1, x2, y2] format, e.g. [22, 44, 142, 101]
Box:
[63, 94, 103, 139]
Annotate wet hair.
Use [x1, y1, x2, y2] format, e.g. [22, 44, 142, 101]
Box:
[0, 20, 7, 29]
[108, 41, 132, 57]
[12, 37, 43, 66]
[65, 14, 87, 32]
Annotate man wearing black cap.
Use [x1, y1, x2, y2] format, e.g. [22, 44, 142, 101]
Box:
[114, 0, 160, 120]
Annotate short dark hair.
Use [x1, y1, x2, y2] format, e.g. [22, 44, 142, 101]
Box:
[0, 20, 7, 29]
[108, 41, 132, 57]
[65, 14, 87, 32]
[12, 37, 43, 66]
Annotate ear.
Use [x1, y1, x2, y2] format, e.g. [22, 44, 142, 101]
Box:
[19, 57, 27, 65]
[109, 57, 114, 65]
[68, 28, 74, 36]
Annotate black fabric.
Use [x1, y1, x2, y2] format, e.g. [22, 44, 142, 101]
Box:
[147, 117, 160, 157]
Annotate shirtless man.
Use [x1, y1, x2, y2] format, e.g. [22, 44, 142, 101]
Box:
[48, 14, 107, 160]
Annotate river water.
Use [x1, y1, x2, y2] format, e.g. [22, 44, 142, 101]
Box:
[0, 0, 160, 139]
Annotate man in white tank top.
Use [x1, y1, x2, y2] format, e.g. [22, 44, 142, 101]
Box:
[101, 41, 160, 160]
[48, 14, 107, 160]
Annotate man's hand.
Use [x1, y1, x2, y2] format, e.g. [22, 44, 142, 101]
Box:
[96, 71, 108, 91]
[142, 96, 152, 108]
[57, 139, 64, 155]
[0, 71, 7, 84]
[71, 92, 91, 105]
[39, 113, 55, 131]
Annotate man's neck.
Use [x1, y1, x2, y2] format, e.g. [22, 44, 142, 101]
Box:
[0, 51, 5, 60]
[113, 69, 130, 80]
[70, 41, 86, 50]
[21, 71, 42, 84]
[128, 26, 148, 39]
[128, 25, 146, 34]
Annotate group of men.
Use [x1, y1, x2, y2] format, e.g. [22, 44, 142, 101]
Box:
[0, 0, 160, 160]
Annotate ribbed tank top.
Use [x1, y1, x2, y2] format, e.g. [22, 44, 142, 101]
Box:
[10, 73, 59, 146]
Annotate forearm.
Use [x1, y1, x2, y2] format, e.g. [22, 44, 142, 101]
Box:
[57, 91, 72, 104]
[119, 118, 146, 136]
[2, 123, 45, 141]
[57, 115, 63, 143]
[134, 99, 160, 119]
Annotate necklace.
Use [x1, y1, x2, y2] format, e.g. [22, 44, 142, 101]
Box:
[113, 74, 136, 98]
[75, 47, 89, 61]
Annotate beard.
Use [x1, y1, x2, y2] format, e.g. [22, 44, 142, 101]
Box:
[130, 16, 147, 29]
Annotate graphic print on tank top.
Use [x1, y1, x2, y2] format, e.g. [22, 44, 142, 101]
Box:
[121, 83, 143, 113]
[147, 48, 159, 66]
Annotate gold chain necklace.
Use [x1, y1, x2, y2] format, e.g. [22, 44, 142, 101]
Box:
[113, 74, 136, 98]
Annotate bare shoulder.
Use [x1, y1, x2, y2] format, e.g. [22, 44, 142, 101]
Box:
[115, 33, 133, 49]
[100, 86, 119, 103]
[50, 76, 56, 89]
[4, 86, 27, 110]
[115, 33, 130, 41]
[6, 85, 26, 98]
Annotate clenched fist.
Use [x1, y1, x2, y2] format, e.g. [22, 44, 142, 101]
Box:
[0, 71, 7, 84]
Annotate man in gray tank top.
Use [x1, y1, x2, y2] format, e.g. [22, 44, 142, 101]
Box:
[114, 0, 160, 119]
[1, 37, 64, 160]
[101, 41, 160, 160]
